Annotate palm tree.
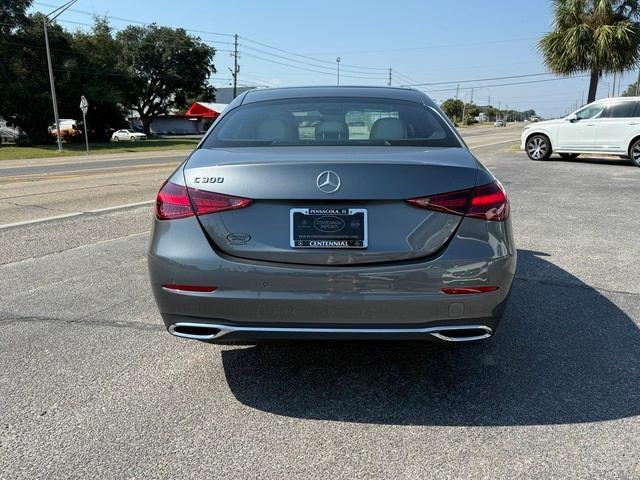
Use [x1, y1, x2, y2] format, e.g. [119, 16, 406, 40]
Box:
[539, 0, 640, 103]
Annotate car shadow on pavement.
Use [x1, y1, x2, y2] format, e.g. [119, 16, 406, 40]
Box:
[553, 155, 636, 167]
[220, 249, 640, 426]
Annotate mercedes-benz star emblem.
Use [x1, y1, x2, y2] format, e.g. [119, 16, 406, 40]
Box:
[316, 170, 341, 193]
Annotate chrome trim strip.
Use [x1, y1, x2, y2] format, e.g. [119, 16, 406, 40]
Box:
[168, 322, 493, 342]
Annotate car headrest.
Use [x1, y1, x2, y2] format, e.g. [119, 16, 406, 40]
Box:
[369, 117, 407, 140]
[315, 120, 349, 140]
[256, 118, 297, 141]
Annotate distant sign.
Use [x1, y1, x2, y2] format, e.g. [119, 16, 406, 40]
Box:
[80, 95, 88, 115]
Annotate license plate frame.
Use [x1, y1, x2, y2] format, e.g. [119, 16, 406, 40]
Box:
[289, 208, 368, 249]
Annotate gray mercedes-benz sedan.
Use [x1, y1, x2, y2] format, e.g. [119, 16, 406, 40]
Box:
[148, 86, 516, 344]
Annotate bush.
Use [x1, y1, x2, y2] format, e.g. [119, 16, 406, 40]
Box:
[15, 134, 33, 147]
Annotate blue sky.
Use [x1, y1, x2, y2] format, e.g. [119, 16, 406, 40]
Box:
[31, 0, 639, 117]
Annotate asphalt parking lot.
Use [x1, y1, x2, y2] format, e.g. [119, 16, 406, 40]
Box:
[1, 126, 639, 478]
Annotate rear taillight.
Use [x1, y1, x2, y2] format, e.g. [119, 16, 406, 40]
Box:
[155, 181, 252, 220]
[406, 180, 509, 221]
[155, 181, 193, 220]
[188, 188, 253, 216]
[466, 181, 510, 221]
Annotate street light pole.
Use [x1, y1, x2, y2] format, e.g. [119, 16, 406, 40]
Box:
[43, 0, 78, 153]
[336, 57, 341, 85]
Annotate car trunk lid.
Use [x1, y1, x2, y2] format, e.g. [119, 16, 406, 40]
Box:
[184, 146, 479, 265]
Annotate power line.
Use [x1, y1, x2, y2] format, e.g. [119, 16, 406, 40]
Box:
[239, 43, 387, 77]
[241, 52, 389, 81]
[33, 1, 235, 36]
[240, 35, 388, 71]
[421, 74, 591, 94]
[401, 72, 556, 87]
[303, 37, 540, 55]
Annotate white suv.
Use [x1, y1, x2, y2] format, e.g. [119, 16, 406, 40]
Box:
[521, 97, 640, 166]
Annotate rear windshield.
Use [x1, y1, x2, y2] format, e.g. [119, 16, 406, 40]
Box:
[202, 97, 461, 148]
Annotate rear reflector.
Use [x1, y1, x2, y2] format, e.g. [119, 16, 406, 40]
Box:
[406, 180, 509, 221]
[163, 284, 217, 293]
[442, 286, 499, 295]
[155, 181, 252, 220]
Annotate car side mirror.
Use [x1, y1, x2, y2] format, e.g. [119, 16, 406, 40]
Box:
[566, 113, 578, 122]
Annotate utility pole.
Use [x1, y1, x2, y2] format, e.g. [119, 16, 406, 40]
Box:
[635, 69, 640, 96]
[612, 72, 616, 97]
[79, 95, 89, 154]
[232, 33, 239, 98]
[617, 75, 622, 97]
[470, 87, 474, 104]
[43, 0, 78, 153]
[461, 91, 467, 124]
[388, 68, 392, 87]
[455, 84, 459, 100]
[336, 57, 341, 85]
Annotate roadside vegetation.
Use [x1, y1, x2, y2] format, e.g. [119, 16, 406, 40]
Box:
[440, 98, 536, 125]
[0, 1, 217, 144]
[0, 139, 199, 160]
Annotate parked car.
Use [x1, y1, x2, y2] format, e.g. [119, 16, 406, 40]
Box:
[111, 129, 147, 142]
[148, 86, 516, 345]
[522, 96, 640, 166]
[494, 119, 506, 127]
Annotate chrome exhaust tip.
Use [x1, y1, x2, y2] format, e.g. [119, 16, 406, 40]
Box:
[168, 323, 221, 341]
[429, 325, 493, 342]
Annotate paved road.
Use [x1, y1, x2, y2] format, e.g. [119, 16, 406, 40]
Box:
[0, 126, 520, 226]
[1, 126, 639, 479]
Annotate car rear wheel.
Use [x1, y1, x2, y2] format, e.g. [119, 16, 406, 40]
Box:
[629, 139, 640, 167]
[130, 136, 136, 142]
[113, 136, 119, 142]
[559, 153, 579, 160]
[526, 134, 551, 161]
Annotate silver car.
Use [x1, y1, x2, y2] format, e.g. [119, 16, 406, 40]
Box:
[148, 86, 516, 344]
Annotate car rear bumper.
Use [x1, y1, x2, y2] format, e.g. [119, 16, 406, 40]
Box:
[163, 316, 500, 343]
[148, 215, 516, 343]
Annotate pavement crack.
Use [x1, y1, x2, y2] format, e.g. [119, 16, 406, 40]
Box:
[0, 231, 149, 267]
[3, 199, 73, 214]
[0, 310, 163, 332]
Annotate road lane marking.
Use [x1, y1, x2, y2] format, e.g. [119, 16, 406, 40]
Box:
[469, 139, 519, 148]
[0, 201, 154, 230]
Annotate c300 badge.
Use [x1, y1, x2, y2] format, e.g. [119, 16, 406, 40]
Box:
[194, 176, 224, 184]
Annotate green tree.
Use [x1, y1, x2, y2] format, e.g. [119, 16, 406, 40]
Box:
[0, 12, 77, 143]
[0, 0, 33, 130]
[623, 80, 640, 95]
[441, 98, 464, 122]
[463, 103, 479, 125]
[539, 0, 640, 103]
[116, 24, 216, 134]
[69, 18, 128, 140]
[0, 0, 32, 35]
